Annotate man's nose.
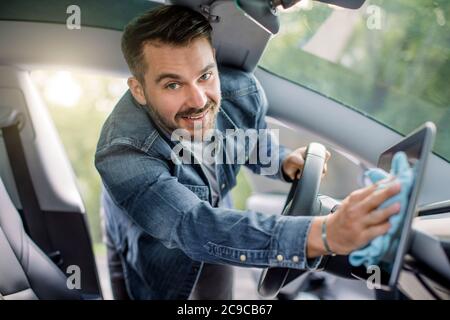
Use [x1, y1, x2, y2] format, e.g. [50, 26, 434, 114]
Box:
[186, 84, 207, 109]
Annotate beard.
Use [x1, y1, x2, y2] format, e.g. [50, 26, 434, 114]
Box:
[143, 91, 220, 141]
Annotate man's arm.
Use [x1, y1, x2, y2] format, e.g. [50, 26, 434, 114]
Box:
[96, 141, 402, 269]
[95, 142, 321, 270]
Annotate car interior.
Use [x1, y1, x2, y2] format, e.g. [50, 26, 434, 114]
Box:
[0, 0, 449, 300]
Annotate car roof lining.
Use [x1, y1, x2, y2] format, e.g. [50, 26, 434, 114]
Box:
[0, 0, 273, 72]
[0, 0, 368, 73]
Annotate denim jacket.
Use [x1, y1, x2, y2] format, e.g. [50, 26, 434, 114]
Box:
[95, 66, 321, 299]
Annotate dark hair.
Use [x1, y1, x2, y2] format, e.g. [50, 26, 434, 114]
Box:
[121, 5, 213, 84]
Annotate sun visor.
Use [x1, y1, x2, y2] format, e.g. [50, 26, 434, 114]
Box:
[169, 0, 275, 72]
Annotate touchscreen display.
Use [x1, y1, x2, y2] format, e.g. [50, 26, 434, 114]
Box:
[375, 130, 424, 282]
[352, 123, 434, 289]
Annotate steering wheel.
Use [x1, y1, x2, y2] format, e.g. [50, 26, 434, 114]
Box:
[258, 142, 328, 298]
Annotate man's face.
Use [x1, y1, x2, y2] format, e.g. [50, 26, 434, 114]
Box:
[130, 37, 221, 139]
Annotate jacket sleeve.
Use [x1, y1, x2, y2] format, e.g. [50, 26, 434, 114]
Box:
[95, 142, 320, 270]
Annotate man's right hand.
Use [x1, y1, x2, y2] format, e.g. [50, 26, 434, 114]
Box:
[307, 178, 402, 257]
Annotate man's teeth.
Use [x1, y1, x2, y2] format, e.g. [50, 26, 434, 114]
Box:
[185, 111, 207, 119]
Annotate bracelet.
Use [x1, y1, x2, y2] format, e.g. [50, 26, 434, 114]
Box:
[321, 215, 336, 256]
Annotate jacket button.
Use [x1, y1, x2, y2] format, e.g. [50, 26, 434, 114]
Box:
[292, 256, 299, 263]
[276, 254, 284, 262]
[221, 183, 226, 190]
[239, 254, 246, 262]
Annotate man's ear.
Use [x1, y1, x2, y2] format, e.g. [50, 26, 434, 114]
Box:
[127, 77, 146, 105]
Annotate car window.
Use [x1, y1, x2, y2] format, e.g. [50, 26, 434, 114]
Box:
[260, 0, 450, 162]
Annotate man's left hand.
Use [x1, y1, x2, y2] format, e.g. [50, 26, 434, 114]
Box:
[282, 146, 331, 181]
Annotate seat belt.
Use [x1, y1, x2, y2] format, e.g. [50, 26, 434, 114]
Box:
[0, 109, 57, 261]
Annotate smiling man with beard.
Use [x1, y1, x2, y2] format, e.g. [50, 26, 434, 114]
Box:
[95, 5, 401, 300]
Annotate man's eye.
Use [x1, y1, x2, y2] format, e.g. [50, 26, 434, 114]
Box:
[166, 83, 180, 90]
[200, 72, 212, 81]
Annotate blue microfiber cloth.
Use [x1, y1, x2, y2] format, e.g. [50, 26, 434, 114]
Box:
[349, 151, 415, 267]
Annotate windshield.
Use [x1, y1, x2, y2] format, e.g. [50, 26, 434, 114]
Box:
[260, 0, 450, 162]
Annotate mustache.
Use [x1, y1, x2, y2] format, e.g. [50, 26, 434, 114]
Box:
[177, 100, 217, 118]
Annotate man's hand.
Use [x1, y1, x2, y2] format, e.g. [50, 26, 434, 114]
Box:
[282, 147, 331, 181]
[307, 178, 401, 257]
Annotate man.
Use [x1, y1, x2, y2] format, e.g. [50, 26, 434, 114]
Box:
[95, 5, 401, 299]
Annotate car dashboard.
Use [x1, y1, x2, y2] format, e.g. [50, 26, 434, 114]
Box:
[399, 204, 450, 299]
